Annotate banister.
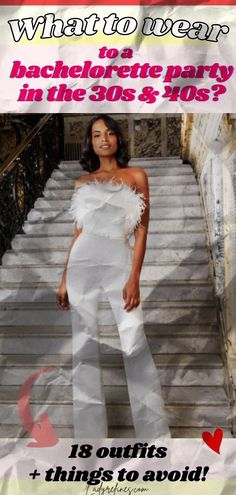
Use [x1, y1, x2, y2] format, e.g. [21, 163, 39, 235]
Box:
[0, 114, 52, 179]
[0, 114, 61, 260]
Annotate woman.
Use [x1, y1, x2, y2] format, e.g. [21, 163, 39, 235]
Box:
[57, 115, 170, 438]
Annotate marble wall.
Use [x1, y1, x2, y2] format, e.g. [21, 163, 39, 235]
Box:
[63, 114, 181, 160]
[182, 114, 236, 421]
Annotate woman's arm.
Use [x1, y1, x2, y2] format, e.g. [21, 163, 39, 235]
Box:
[57, 177, 84, 310]
[57, 225, 82, 310]
[123, 168, 150, 311]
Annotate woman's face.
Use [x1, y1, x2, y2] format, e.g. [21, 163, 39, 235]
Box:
[91, 119, 118, 158]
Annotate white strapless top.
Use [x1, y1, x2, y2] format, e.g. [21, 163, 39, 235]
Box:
[69, 179, 146, 238]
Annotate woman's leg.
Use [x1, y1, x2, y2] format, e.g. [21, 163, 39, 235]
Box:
[102, 267, 170, 439]
[67, 256, 107, 438]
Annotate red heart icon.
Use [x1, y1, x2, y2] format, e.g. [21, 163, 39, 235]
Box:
[202, 428, 223, 454]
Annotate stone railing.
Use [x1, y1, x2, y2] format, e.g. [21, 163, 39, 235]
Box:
[181, 113, 236, 434]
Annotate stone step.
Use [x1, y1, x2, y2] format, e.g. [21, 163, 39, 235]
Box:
[152, 185, 200, 195]
[51, 176, 197, 186]
[0, 403, 230, 428]
[0, 322, 218, 337]
[0, 352, 223, 367]
[48, 180, 197, 194]
[43, 190, 201, 204]
[0, 280, 213, 302]
[131, 161, 192, 171]
[0, 263, 210, 283]
[0, 425, 232, 439]
[43, 181, 199, 201]
[0, 333, 220, 355]
[130, 157, 184, 164]
[0, 385, 227, 405]
[75, 167, 193, 181]
[23, 219, 205, 235]
[27, 208, 204, 224]
[53, 166, 194, 177]
[0, 281, 214, 303]
[59, 158, 185, 171]
[55, 167, 193, 177]
[0, 355, 224, 387]
[129, 157, 183, 164]
[33, 203, 203, 219]
[2, 247, 209, 266]
[0, 304, 217, 326]
[109, 426, 233, 438]
[47, 179, 199, 196]
[109, 404, 231, 428]
[11, 233, 207, 250]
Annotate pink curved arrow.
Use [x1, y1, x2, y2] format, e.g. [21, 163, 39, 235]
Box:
[18, 367, 59, 448]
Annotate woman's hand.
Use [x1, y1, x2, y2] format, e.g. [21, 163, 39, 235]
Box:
[123, 275, 140, 312]
[57, 281, 70, 310]
[56, 225, 82, 311]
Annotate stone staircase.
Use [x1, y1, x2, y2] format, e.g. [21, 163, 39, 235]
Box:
[0, 157, 232, 438]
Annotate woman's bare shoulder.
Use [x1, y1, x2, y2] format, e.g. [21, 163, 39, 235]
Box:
[127, 166, 146, 176]
[128, 167, 148, 186]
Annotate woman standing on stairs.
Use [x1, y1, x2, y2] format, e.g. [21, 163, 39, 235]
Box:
[57, 114, 170, 439]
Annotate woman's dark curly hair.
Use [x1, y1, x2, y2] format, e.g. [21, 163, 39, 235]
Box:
[80, 114, 130, 172]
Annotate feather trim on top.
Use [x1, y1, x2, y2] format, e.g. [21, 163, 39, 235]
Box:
[69, 178, 147, 234]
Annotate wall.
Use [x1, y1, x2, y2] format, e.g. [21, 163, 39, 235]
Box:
[182, 114, 236, 428]
[63, 114, 181, 160]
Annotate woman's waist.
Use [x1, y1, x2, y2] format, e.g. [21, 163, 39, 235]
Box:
[68, 231, 132, 267]
[81, 227, 130, 241]
[79, 231, 132, 264]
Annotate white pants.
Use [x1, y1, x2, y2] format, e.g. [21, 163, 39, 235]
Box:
[67, 232, 170, 438]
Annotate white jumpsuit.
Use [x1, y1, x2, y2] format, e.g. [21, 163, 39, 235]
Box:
[67, 178, 170, 438]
